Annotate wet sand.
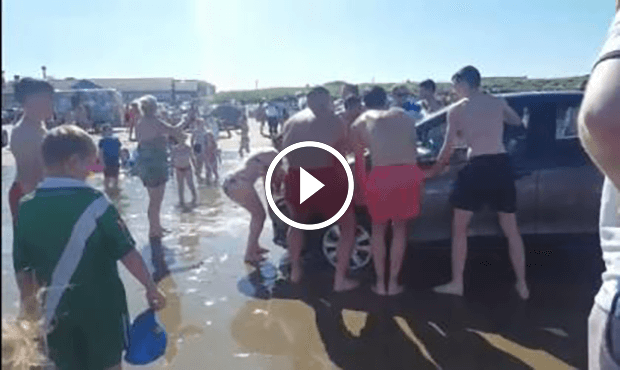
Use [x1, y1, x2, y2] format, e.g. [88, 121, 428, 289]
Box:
[1, 120, 602, 369]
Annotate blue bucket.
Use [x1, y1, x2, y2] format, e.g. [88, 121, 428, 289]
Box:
[124, 309, 167, 365]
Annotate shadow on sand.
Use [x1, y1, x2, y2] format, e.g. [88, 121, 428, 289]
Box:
[233, 238, 603, 370]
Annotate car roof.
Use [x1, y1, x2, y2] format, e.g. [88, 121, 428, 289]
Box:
[415, 90, 584, 131]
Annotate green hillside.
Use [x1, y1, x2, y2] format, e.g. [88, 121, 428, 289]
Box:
[212, 76, 588, 104]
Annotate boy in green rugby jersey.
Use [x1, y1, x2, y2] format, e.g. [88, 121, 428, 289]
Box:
[13, 124, 166, 370]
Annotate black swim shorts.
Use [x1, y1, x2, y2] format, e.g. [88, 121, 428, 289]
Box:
[449, 153, 517, 213]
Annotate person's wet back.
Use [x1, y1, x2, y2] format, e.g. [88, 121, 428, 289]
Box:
[351, 86, 425, 296]
[428, 65, 530, 300]
[281, 86, 359, 292]
[13, 125, 166, 370]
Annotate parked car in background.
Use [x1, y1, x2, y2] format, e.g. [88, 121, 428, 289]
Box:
[54, 88, 124, 130]
[208, 104, 244, 138]
[270, 91, 604, 271]
[2, 108, 22, 125]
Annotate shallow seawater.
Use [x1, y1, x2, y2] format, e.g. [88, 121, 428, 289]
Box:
[1, 121, 599, 369]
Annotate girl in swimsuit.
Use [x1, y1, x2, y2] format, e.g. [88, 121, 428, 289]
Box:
[170, 133, 198, 208]
[191, 122, 208, 182]
[203, 131, 220, 184]
[222, 149, 285, 264]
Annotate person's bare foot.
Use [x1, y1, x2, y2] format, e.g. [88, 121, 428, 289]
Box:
[387, 284, 405, 296]
[371, 283, 387, 296]
[333, 277, 360, 292]
[515, 281, 530, 300]
[433, 281, 464, 296]
[244, 254, 266, 266]
[290, 264, 303, 284]
[257, 247, 269, 254]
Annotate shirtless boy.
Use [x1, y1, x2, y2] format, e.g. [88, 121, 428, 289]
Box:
[419, 79, 444, 115]
[429, 66, 530, 300]
[281, 86, 359, 291]
[9, 78, 54, 226]
[351, 87, 425, 295]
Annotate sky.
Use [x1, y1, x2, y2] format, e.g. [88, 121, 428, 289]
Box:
[1, 0, 616, 92]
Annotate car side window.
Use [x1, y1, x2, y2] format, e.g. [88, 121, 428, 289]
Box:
[556, 104, 580, 140]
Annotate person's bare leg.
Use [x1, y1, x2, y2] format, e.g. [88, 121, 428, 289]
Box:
[212, 161, 219, 182]
[388, 220, 409, 296]
[228, 185, 267, 263]
[498, 212, 530, 300]
[434, 208, 473, 296]
[287, 223, 305, 284]
[186, 170, 197, 204]
[147, 184, 166, 237]
[370, 222, 389, 295]
[175, 168, 185, 206]
[195, 156, 204, 181]
[205, 161, 212, 184]
[334, 209, 359, 292]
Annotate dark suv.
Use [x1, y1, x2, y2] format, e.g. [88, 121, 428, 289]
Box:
[270, 91, 604, 271]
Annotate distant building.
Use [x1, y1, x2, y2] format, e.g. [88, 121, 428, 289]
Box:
[2, 77, 216, 108]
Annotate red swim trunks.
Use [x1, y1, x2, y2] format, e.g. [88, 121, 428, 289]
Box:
[284, 166, 351, 222]
[364, 165, 425, 223]
[9, 182, 24, 224]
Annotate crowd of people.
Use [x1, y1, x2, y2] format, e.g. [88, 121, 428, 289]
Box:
[5, 2, 620, 366]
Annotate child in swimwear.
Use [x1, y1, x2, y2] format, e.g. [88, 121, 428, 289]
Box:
[191, 121, 207, 182]
[120, 148, 131, 169]
[204, 130, 220, 184]
[239, 116, 250, 158]
[13, 125, 165, 369]
[223, 149, 285, 264]
[169, 133, 198, 207]
[99, 123, 122, 191]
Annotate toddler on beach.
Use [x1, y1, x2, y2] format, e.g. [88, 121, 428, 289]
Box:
[222, 149, 285, 265]
[169, 133, 198, 208]
[13, 125, 166, 370]
[239, 116, 250, 158]
[99, 123, 122, 191]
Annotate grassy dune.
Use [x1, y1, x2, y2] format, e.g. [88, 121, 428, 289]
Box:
[212, 76, 588, 104]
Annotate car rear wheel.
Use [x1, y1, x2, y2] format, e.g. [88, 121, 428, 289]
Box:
[321, 223, 372, 271]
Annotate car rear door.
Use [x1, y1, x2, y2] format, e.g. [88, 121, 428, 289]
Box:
[536, 97, 603, 235]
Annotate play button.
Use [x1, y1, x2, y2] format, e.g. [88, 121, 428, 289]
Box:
[265, 141, 354, 231]
[299, 168, 325, 204]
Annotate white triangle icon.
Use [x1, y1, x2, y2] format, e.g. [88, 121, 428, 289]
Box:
[299, 167, 325, 204]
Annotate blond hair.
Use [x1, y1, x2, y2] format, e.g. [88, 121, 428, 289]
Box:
[42, 125, 97, 168]
[2, 318, 51, 369]
[138, 95, 158, 117]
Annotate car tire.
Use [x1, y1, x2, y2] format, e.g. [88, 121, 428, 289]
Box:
[314, 213, 372, 273]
